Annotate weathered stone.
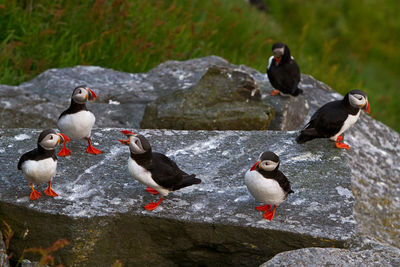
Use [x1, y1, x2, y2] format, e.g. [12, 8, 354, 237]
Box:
[0, 56, 307, 130]
[141, 66, 274, 130]
[0, 128, 354, 266]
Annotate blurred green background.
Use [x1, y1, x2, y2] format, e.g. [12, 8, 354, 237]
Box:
[0, 0, 399, 132]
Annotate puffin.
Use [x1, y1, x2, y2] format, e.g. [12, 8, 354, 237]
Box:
[296, 89, 370, 149]
[57, 85, 102, 156]
[244, 151, 294, 220]
[17, 129, 69, 200]
[119, 130, 201, 210]
[267, 42, 303, 96]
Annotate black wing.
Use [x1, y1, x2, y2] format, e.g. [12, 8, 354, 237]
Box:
[274, 171, 293, 195]
[307, 101, 347, 137]
[17, 149, 37, 170]
[267, 59, 300, 95]
[148, 152, 186, 189]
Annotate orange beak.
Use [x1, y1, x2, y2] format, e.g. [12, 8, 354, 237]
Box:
[119, 130, 136, 145]
[88, 88, 97, 101]
[363, 101, 370, 114]
[250, 160, 261, 171]
[57, 133, 70, 143]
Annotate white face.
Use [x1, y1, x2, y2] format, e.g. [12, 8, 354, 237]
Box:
[128, 136, 147, 154]
[259, 159, 279, 171]
[39, 133, 61, 150]
[349, 93, 368, 109]
[72, 87, 89, 104]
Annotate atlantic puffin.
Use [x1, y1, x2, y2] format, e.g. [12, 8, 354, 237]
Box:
[245, 151, 293, 220]
[17, 129, 69, 200]
[296, 89, 370, 149]
[119, 130, 201, 210]
[267, 42, 303, 96]
[57, 85, 102, 156]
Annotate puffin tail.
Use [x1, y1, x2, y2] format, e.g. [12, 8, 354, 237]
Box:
[296, 128, 318, 144]
[173, 174, 202, 191]
[292, 87, 303, 96]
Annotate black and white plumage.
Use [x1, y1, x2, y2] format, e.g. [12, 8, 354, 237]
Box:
[267, 42, 303, 96]
[244, 151, 293, 220]
[296, 89, 370, 149]
[17, 129, 69, 200]
[57, 85, 102, 156]
[119, 130, 201, 210]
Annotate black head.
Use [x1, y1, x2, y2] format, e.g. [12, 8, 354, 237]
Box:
[71, 85, 97, 104]
[119, 130, 151, 155]
[272, 42, 291, 64]
[37, 129, 67, 150]
[344, 89, 370, 113]
[250, 151, 280, 171]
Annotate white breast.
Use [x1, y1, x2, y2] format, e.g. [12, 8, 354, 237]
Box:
[21, 158, 57, 184]
[330, 110, 361, 141]
[244, 169, 286, 206]
[127, 158, 170, 196]
[267, 56, 274, 70]
[57, 110, 95, 140]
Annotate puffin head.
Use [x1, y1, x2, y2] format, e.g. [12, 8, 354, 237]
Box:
[347, 89, 370, 113]
[119, 130, 151, 154]
[250, 151, 280, 171]
[71, 85, 97, 104]
[272, 42, 291, 64]
[38, 129, 70, 150]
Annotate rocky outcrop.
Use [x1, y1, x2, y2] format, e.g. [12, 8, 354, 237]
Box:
[0, 56, 308, 131]
[0, 231, 10, 267]
[1, 128, 354, 266]
[0, 56, 399, 265]
[141, 66, 274, 130]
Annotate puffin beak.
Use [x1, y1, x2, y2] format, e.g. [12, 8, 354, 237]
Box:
[87, 88, 97, 101]
[119, 130, 136, 145]
[274, 56, 281, 63]
[250, 160, 261, 171]
[121, 130, 136, 136]
[362, 100, 370, 114]
[57, 133, 70, 144]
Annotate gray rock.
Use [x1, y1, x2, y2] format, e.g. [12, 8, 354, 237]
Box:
[0, 128, 354, 266]
[0, 56, 307, 130]
[141, 65, 274, 130]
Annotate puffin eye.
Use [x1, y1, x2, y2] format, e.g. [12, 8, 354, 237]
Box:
[50, 135, 53, 140]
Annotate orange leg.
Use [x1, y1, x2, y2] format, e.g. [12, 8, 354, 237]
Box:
[270, 89, 280, 96]
[86, 138, 102, 154]
[44, 181, 58, 197]
[29, 183, 41, 200]
[146, 187, 159, 195]
[58, 142, 71, 157]
[335, 135, 350, 150]
[263, 205, 277, 220]
[256, 204, 271, 211]
[144, 198, 164, 211]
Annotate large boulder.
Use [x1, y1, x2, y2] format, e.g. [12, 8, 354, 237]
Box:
[0, 128, 354, 266]
[141, 66, 274, 130]
[0, 56, 308, 131]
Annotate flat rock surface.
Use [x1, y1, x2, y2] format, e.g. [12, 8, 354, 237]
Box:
[0, 56, 308, 130]
[0, 128, 354, 266]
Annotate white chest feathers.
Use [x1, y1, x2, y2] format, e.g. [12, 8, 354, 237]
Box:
[244, 169, 286, 206]
[21, 158, 57, 184]
[127, 158, 170, 196]
[57, 110, 95, 140]
[331, 110, 361, 140]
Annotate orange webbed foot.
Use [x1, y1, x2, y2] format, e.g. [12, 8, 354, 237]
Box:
[256, 204, 271, 211]
[263, 205, 276, 221]
[146, 187, 159, 195]
[58, 143, 71, 157]
[29, 183, 41, 200]
[86, 139, 102, 154]
[144, 198, 164, 211]
[335, 135, 350, 150]
[44, 182, 58, 197]
[270, 89, 280, 96]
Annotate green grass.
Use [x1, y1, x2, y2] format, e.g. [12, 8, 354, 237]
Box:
[0, 0, 399, 132]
